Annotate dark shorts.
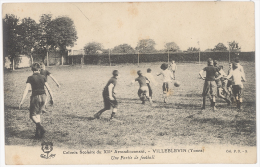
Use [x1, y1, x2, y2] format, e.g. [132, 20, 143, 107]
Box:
[232, 85, 243, 99]
[162, 82, 169, 93]
[103, 92, 118, 110]
[202, 80, 216, 97]
[227, 80, 232, 88]
[29, 94, 46, 117]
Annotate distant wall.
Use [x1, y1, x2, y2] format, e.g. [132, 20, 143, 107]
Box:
[82, 52, 255, 65]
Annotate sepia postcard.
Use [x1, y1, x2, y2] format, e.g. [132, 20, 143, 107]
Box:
[1, 1, 258, 165]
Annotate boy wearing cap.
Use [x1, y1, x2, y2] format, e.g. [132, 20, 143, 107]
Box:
[19, 63, 54, 139]
[199, 58, 219, 111]
[94, 70, 119, 120]
[157, 63, 174, 103]
[132, 70, 153, 105]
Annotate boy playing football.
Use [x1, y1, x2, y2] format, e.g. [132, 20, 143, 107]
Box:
[40, 63, 60, 110]
[157, 63, 174, 103]
[199, 58, 219, 111]
[19, 63, 54, 139]
[132, 70, 153, 105]
[94, 70, 119, 120]
[169, 60, 177, 80]
[225, 61, 246, 111]
[145, 68, 158, 99]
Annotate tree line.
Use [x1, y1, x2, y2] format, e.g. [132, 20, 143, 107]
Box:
[84, 40, 241, 55]
[3, 14, 241, 70]
[3, 14, 78, 70]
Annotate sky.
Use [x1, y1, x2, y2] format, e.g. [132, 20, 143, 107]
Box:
[2, 2, 255, 51]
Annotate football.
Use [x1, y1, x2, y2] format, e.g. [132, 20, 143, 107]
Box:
[174, 81, 180, 87]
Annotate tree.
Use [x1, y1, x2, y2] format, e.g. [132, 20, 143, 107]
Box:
[228, 41, 241, 51]
[34, 14, 53, 62]
[164, 42, 180, 52]
[84, 42, 103, 55]
[212, 43, 228, 51]
[3, 14, 22, 70]
[17, 17, 40, 64]
[47, 17, 78, 58]
[186, 47, 200, 52]
[135, 39, 156, 53]
[112, 44, 135, 54]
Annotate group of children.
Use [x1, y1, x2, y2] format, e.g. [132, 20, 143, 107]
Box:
[199, 57, 246, 111]
[94, 60, 177, 120]
[19, 58, 246, 139]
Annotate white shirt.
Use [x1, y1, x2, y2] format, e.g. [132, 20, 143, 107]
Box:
[159, 70, 173, 82]
[226, 68, 245, 88]
[170, 63, 177, 71]
[145, 73, 158, 85]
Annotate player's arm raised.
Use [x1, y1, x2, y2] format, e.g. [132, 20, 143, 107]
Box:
[19, 83, 31, 109]
[45, 82, 54, 105]
[108, 83, 114, 100]
[49, 74, 60, 88]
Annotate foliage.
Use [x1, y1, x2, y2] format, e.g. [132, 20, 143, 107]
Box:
[2, 14, 22, 69]
[46, 17, 78, 55]
[112, 44, 135, 54]
[164, 42, 180, 52]
[212, 43, 228, 51]
[135, 39, 156, 53]
[186, 47, 200, 52]
[17, 17, 41, 60]
[228, 41, 241, 51]
[84, 42, 103, 55]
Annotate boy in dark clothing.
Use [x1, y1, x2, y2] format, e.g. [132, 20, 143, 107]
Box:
[132, 70, 153, 105]
[94, 70, 119, 120]
[199, 58, 219, 111]
[19, 63, 54, 139]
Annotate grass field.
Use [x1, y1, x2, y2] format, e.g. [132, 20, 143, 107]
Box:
[4, 61, 256, 149]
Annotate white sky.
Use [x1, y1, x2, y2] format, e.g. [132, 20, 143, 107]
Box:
[2, 2, 255, 51]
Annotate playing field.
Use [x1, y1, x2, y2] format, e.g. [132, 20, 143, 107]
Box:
[4, 61, 256, 149]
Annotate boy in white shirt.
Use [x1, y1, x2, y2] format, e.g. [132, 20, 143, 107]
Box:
[170, 60, 177, 80]
[225, 61, 246, 111]
[157, 63, 174, 103]
[145, 68, 158, 99]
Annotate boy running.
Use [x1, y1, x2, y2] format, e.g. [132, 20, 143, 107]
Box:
[19, 63, 54, 139]
[157, 63, 174, 103]
[225, 61, 246, 111]
[94, 70, 119, 120]
[132, 70, 153, 105]
[145, 68, 158, 99]
[199, 58, 219, 111]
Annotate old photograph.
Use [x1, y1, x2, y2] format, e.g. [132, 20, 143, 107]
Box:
[1, 1, 258, 165]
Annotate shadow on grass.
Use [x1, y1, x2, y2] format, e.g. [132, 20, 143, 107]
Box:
[63, 114, 96, 121]
[154, 102, 201, 109]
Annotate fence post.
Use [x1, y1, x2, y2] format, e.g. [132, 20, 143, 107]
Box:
[199, 51, 200, 64]
[168, 49, 169, 65]
[138, 51, 139, 67]
[109, 49, 111, 66]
